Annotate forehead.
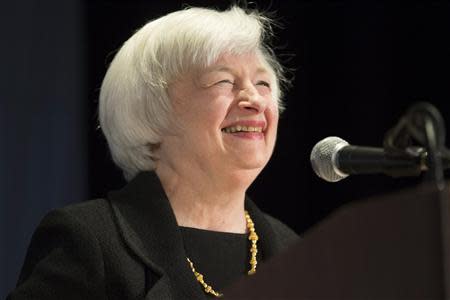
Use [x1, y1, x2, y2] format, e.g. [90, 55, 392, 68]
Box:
[201, 52, 272, 76]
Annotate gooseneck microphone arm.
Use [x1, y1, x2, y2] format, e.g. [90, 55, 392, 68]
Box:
[335, 145, 427, 177]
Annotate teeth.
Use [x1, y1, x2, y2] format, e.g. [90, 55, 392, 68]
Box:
[222, 126, 263, 133]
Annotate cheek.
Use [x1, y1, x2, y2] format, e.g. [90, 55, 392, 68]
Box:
[266, 107, 279, 147]
[268, 102, 280, 127]
[197, 92, 232, 126]
[182, 98, 230, 134]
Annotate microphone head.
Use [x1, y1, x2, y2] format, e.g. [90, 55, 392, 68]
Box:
[310, 136, 350, 182]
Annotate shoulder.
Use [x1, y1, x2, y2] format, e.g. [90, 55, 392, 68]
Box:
[263, 213, 300, 245]
[245, 197, 300, 252]
[35, 198, 122, 260]
[31, 199, 115, 245]
[10, 200, 110, 299]
[17, 198, 119, 280]
[43, 198, 115, 233]
[23, 198, 113, 263]
[55, 198, 111, 221]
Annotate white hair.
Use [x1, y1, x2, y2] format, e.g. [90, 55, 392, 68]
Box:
[99, 5, 287, 181]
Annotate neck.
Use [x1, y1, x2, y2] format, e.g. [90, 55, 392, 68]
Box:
[155, 162, 256, 234]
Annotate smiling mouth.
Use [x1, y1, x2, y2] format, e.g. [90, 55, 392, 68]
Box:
[221, 125, 263, 134]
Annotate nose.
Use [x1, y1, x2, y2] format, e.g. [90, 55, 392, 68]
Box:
[237, 84, 266, 113]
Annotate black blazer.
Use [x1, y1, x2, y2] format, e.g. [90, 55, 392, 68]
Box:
[7, 172, 299, 300]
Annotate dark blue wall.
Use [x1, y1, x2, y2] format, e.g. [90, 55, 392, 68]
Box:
[1, 1, 86, 297]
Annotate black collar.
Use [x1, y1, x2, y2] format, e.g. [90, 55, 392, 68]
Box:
[108, 171, 283, 299]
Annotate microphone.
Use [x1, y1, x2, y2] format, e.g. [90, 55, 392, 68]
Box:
[310, 137, 428, 182]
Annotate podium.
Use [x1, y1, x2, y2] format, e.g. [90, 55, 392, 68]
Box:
[226, 184, 450, 299]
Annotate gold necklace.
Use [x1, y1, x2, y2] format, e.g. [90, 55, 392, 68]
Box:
[186, 210, 259, 298]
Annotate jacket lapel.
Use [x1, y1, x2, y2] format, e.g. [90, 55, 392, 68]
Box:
[107, 171, 284, 299]
[108, 172, 206, 300]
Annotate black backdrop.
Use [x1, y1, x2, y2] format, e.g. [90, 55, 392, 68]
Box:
[86, 0, 450, 234]
[2, 0, 450, 298]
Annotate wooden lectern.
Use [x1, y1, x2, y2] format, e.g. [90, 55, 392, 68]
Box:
[225, 184, 450, 299]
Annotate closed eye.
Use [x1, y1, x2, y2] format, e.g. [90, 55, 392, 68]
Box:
[217, 79, 234, 85]
[256, 81, 271, 88]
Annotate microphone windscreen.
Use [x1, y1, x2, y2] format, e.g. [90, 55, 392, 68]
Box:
[310, 136, 349, 182]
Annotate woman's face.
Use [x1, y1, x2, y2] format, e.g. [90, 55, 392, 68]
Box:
[162, 52, 279, 178]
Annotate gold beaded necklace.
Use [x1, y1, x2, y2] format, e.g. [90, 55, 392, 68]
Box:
[186, 210, 259, 297]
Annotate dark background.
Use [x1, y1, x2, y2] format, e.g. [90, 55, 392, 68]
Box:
[2, 0, 450, 297]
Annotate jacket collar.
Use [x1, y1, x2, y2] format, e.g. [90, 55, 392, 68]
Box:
[108, 171, 283, 299]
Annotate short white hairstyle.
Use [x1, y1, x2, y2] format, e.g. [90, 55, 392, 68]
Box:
[99, 5, 287, 181]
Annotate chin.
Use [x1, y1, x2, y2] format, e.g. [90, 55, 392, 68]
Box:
[235, 158, 268, 173]
[228, 168, 264, 188]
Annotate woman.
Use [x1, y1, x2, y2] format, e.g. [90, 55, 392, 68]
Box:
[8, 5, 298, 300]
